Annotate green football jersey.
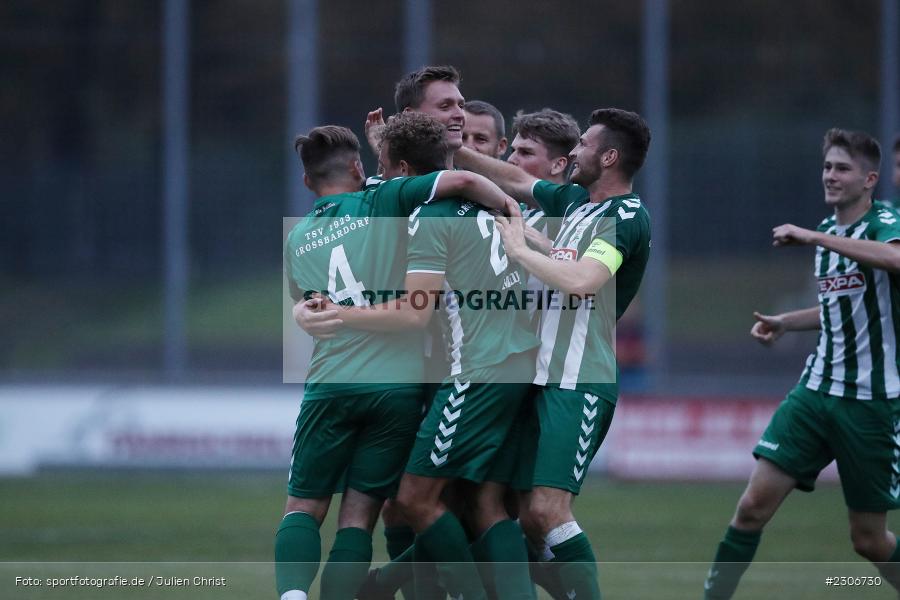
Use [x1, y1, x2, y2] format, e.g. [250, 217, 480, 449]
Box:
[530, 180, 651, 398]
[406, 200, 540, 378]
[520, 205, 557, 328]
[799, 201, 900, 400]
[284, 171, 446, 399]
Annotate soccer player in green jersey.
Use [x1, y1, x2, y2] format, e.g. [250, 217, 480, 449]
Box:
[364, 65, 466, 171]
[507, 108, 581, 320]
[279, 125, 513, 600]
[702, 129, 900, 600]
[455, 108, 652, 600]
[462, 99, 508, 159]
[507, 108, 580, 185]
[327, 111, 540, 600]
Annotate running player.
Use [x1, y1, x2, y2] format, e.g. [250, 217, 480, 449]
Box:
[455, 108, 652, 600]
[702, 128, 900, 599]
[278, 125, 513, 600]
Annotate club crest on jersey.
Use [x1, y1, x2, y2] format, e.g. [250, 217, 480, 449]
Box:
[818, 272, 866, 297]
[550, 247, 578, 261]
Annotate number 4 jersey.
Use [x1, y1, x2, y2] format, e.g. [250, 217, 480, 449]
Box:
[284, 171, 446, 399]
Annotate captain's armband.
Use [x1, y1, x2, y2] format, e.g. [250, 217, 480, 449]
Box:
[583, 238, 623, 275]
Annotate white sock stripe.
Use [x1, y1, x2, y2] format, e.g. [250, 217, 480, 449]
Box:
[540, 544, 555, 562]
[281, 591, 307, 600]
[545, 521, 583, 548]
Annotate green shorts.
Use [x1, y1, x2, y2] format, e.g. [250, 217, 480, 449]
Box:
[754, 384, 900, 512]
[485, 385, 540, 490]
[288, 385, 424, 500]
[405, 351, 534, 483]
[529, 385, 616, 495]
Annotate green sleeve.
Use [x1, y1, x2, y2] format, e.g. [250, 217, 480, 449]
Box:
[873, 207, 900, 243]
[532, 180, 588, 218]
[374, 171, 444, 216]
[407, 204, 448, 274]
[590, 203, 650, 262]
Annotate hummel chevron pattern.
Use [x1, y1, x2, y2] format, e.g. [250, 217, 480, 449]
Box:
[431, 379, 471, 467]
[891, 419, 900, 499]
[573, 394, 600, 481]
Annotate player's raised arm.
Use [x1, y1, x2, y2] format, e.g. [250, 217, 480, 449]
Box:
[773, 224, 900, 274]
[364, 107, 386, 158]
[334, 272, 444, 332]
[433, 170, 515, 214]
[495, 198, 611, 296]
[454, 145, 539, 203]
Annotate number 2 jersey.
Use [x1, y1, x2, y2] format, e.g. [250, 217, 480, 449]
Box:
[283, 172, 445, 400]
[531, 180, 651, 400]
[407, 200, 540, 378]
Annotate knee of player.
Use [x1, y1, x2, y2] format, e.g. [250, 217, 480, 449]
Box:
[850, 529, 890, 562]
[517, 508, 543, 540]
[521, 500, 563, 538]
[380, 498, 407, 526]
[393, 489, 424, 522]
[733, 491, 775, 530]
[283, 496, 329, 525]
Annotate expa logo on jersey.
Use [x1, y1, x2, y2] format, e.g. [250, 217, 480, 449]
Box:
[817, 272, 867, 297]
[550, 248, 578, 261]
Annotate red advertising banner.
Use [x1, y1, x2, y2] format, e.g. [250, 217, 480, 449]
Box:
[606, 396, 839, 482]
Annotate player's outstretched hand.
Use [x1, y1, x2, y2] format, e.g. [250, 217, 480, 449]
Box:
[364, 107, 386, 155]
[772, 223, 815, 247]
[750, 311, 786, 346]
[293, 297, 343, 339]
[494, 197, 527, 259]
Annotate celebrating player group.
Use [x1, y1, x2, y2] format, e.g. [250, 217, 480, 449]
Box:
[280, 64, 900, 600]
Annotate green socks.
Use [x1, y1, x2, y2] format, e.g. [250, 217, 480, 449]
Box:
[413, 541, 445, 599]
[417, 512, 487, 600]
[703, 526, 761, 600]
[471, 520, 536, 600]
[320, 527, 373, 599]
[275, 512, 321, 597]
[385, 526, 418, 600]
[551, 532, 601, 600]
[374, 543, 415, 595]
[385, 525, 416, 559]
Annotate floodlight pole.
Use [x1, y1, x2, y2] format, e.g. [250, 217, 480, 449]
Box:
[404, 0, 432, 74]
[880, 0, 899, 200]
[162, 0, 190, 379]
[641, 0, 670, 389]
[286, 0, 320, 216]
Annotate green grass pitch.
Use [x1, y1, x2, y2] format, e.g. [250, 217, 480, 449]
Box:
[0, 472, 893, 599]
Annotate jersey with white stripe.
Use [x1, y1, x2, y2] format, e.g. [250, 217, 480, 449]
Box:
[284, 171, 445, 399]
[521, 205, 553, 328]
[799, 201, 900, 400]
[530, 180, 651, 399]
[406, 200, 540, 377]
